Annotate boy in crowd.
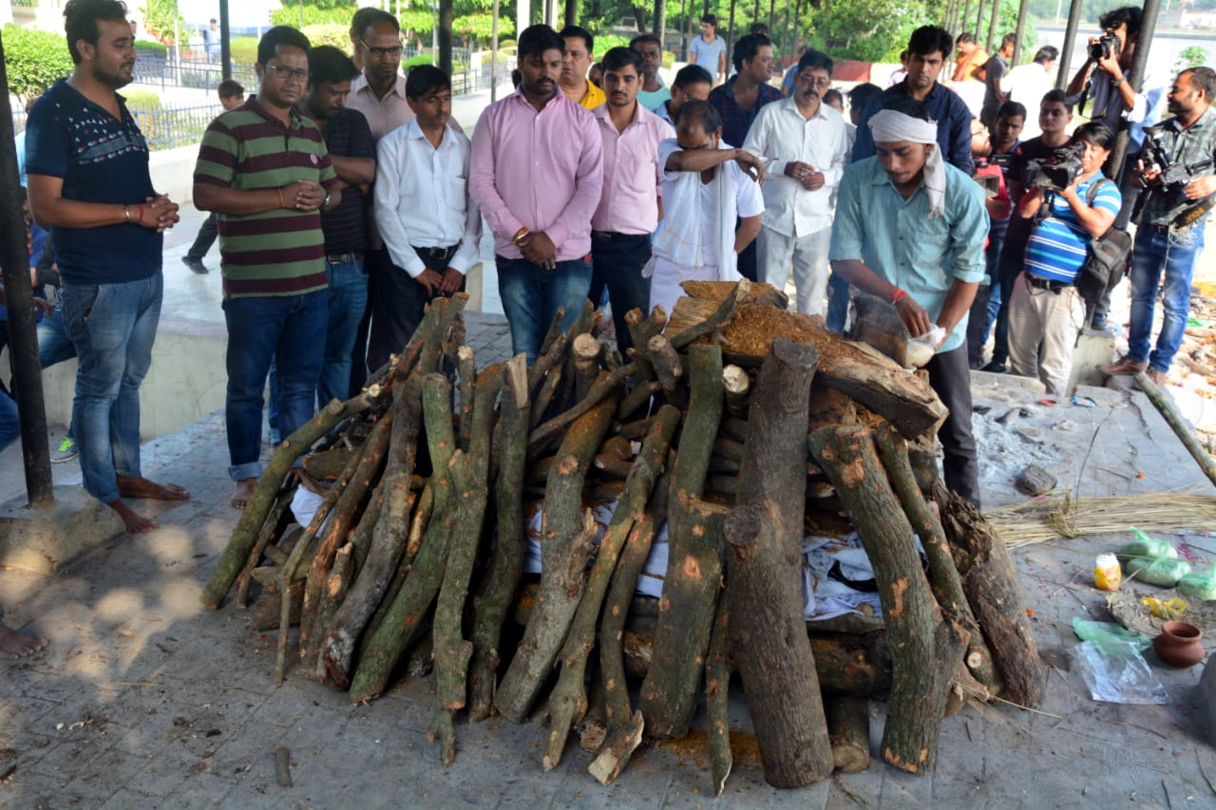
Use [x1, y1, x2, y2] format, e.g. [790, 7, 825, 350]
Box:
[182, 79, 245, 274]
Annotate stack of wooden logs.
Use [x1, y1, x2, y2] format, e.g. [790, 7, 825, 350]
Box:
[201, 280, 1044, 791]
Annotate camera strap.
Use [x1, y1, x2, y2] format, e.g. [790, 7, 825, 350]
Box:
[1172, 196, 1216, 230]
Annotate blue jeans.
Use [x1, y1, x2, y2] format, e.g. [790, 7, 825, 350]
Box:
[224, 290, 327, 481]
[319, 259, 367, 408]
[61, 274, 163, 504]
[496, 256, 593, 363]
[39, 307, 78, 443]
[0, 390, 19, 454]
[1128, 224, 1207, 373]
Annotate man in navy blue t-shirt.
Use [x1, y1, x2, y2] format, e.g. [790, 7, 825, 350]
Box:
[26, 0, 189, 533]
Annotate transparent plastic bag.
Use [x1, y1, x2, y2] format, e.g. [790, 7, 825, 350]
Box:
[1069, 640, 1169, 704]
[1121, 527, 1179, 560]
[1072, 616, 1150, 655]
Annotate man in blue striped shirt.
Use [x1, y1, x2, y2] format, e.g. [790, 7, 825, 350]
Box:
[1007, 123, 1120, 395]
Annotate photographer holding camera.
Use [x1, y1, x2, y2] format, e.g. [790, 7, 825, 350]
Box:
[1008, 123, 1121, 395]
[1102, 67, 1216, 386]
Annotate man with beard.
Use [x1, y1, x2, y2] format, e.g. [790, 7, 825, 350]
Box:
[630, 33, 670, 112]
[300, 46, 375, 408]
[743, 48, 849, 316]
[853, 26, 974, 175]
[26, 0, 187, 533]
[193, 26, 341, 510]
[470, 24, 603, 363]
[588, 47, 674, 352]
[1102, 68, 1216, 386]
[831, 97, 987, 506]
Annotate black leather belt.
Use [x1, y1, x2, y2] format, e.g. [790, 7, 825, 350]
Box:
[591, 230, 643, 242]
[326, 252, 364, 264]
[413, 245, 458, 261]
[1027, 275, 1073, 293]
[1148, 223, 1173, 233]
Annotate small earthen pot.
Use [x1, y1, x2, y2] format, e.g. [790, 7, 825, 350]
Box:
[1153, 621, 1206, 668]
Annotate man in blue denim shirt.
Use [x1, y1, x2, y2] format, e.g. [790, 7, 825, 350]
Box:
[831, 98, 988, 507]
[26, 0, 188, 533]
[1102, 68, 1216, 387]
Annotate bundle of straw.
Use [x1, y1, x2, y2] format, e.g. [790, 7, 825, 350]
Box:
[986, 492, 1216, 548]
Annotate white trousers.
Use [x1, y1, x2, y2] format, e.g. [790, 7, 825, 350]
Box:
[648, 256, 737, 324]
[756, 225, 832, 316]
[1007, 272, 1085, 396]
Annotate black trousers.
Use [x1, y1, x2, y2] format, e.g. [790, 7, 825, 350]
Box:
[589, 232, 651, 355]
[367, 245, 463, 374]
[926, 344, 981, 508]
[186, 212, 218, 260]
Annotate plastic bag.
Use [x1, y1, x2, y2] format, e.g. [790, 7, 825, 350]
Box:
[1120, 527, 1179, 560]
[1125, 555, 1192, 586]
[1178, 566, 1216, 601]
[1069, 640, 1170, 704]
[1072, 616, 1150, 655]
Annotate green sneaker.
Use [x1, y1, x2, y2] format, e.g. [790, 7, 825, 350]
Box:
[51, 437, 78, 464]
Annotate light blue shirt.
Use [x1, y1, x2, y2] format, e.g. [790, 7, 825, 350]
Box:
[829, 156, 988, 353]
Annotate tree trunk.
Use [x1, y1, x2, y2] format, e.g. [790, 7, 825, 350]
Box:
[933, 482, 1045, 709]
[726, 337, 833, 789]
[825, 697, 871, 774]
[706, 596, 732, 796]
[494, 377, 619, 723]
[810, 425, 964, 775]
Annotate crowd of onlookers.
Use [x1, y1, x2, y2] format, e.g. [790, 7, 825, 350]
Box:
[9, 0, 1216, 533]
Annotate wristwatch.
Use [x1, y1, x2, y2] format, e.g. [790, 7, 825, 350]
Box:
[322, 190, 332, 210]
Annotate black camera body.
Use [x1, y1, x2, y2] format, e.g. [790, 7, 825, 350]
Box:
[1142, 126, 1214, 191]
[1088, 33, 1120, 62]
[1025, 143, 1086, 192]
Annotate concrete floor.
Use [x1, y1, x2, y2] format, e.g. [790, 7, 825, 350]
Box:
[3, 312, 1216, 807]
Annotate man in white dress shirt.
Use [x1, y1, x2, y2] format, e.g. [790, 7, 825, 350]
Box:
[374, 66, 481, 342]
[743, 49, 850, 316]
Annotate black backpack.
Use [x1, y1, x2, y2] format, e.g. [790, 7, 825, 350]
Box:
[1076, 178, 1133, 306]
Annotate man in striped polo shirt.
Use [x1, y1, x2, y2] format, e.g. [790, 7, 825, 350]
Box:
[193, 26, 342, 510]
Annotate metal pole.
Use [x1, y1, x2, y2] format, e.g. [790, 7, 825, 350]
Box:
[1108, 0, 1161, 175]
[727, 0, 738, 77]
[0, 34, 55, 507]
[1012, 0, 1029, 66]
[987, 0, 1000, 53]
[490, 0, 499, 103]
[1055, 0, 1082, 86]
[220, 0, 231, 81]
[438, 0, 451, 73]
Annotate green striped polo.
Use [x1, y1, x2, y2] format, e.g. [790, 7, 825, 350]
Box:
[194, 97, 337, 297]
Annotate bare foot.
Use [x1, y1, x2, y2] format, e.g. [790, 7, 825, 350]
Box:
[117, 476, 189, 500]
[107, 499, 158, 533]
[0, 626, 49, 660]
[231, 478, 256, 510]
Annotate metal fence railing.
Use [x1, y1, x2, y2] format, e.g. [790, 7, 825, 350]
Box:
[129, 103, 221, 152]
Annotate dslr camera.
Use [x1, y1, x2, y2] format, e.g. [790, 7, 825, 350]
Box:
[1088, 33, 1120, 62]
[1141, 126, 1214, 191]
[1025, 143, 1086, 192]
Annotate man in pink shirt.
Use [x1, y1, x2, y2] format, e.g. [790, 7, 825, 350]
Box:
[470, 24, 604, 362]
[589, 46, 674, 353]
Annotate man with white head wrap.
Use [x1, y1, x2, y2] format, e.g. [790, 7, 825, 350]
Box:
[829, 98, 988, 507]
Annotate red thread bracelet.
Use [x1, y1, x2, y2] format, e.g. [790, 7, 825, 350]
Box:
[137, 204, 144, 224]
[890, 288, 908, 305]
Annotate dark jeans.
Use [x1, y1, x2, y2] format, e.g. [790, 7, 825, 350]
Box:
[989, 243, 1025, 366]
[589, 233, 651, 354]
[367, 246, 465, 375]
[186, 212, 218, 261]
[737, 236, 758, 282]
[497, 256, 592, 363]
[351, 247, 387, 394]
[927, 344, 981, 508]
[826, 271, 850, 334]
[966, 232, 1005, 368]
[223, 290, 326, 482]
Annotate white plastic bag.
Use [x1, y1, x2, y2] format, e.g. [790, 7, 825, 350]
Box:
[1069, 640, 1169, 704]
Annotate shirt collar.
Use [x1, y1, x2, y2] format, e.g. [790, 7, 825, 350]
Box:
[781, 95, 830, 121]
[352, 72, 406, 99]
[245, 96, 304, 130]
[1172, 106, 1216, 133]
[406, 119, 455, 146]
[594, 101, 644, 128]
[510, 88, 565, 113]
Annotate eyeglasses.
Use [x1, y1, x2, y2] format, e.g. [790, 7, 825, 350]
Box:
[268, 64, 308, 81]
[361, 39, 404, 58]
[799, 76, 832, 88]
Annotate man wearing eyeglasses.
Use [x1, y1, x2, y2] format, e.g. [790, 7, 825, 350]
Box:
[742, 49, 849, 316]
[193, 26, 341, 511]
[348, 9, 412, 141]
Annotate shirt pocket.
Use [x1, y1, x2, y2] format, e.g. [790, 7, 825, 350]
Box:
[619, 148, 656, 196]
[442, 175, 468, 215]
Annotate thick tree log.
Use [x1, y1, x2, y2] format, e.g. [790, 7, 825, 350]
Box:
[668, 278, 752, 351]
[811, 426, 962, 775]
[725, 504, 834, 788]
[1134, 370, 1216, 490]
[309, 544, 355, 676]
[300, 410, 393, 665]
[469, 354, 530, 723]
[528, 362, 636, 455]
[495, 379, 619, 722]
[874, 423, 1000, 698]
[572, 333, 603, 403]
[587, 710, 644, 787]
[348, 480, 386, 575]
[347, 375, 459, 703]
[825, 697, 871, 774]
[431, 362, 502, 766]
[722, 364, 750, 417]
[644, 335, 681, 391]
[706, 595, 732, 796]
[250, 581, 304, 631]
[728, 337, 833, 789]
[640, 345, 724, 740]
[544, 405, 680, 771]
[933, 482, 1045, 709]
[236, 480, 297, 608]
[202, 392, 375, 610]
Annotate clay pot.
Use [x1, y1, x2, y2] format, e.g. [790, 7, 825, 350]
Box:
[1153, 621, 1206, 668]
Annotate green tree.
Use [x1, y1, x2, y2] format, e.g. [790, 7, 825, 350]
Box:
[1174, 46, 1209, 76]
[2, 25, 75, 102]
[140, 0, 188, 43]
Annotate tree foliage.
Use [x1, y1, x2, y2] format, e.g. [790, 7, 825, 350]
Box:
[301, 23, 351, 49]
[140, 0, 188, 43]
[2, 24, 75, 102]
